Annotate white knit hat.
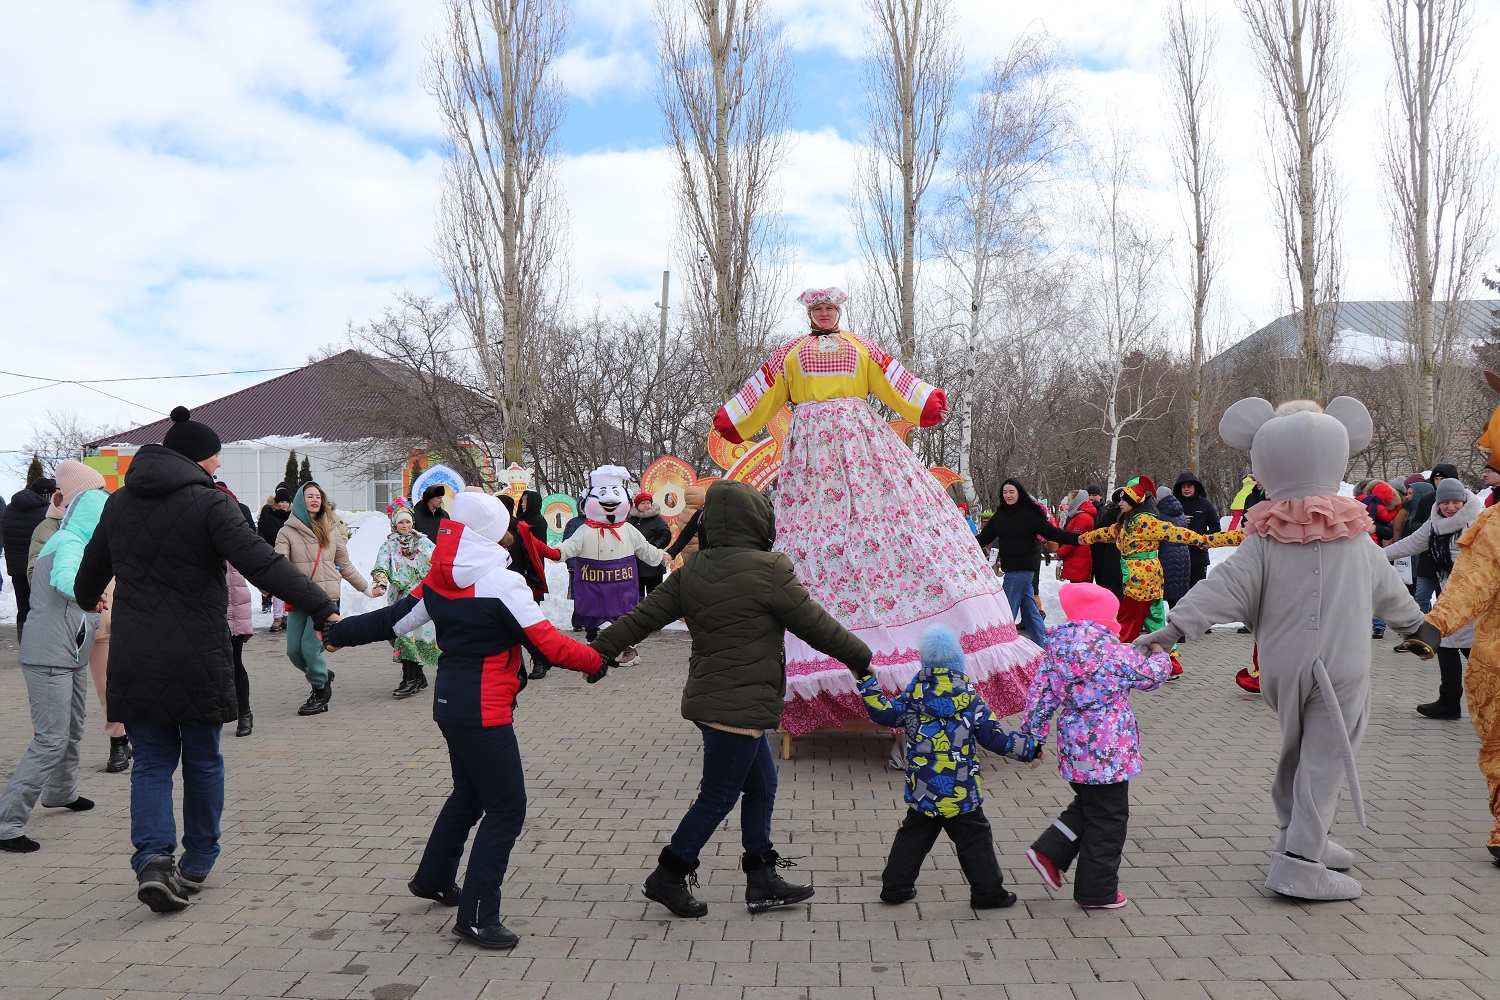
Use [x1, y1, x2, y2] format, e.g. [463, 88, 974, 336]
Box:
[450, 491, 509, 545]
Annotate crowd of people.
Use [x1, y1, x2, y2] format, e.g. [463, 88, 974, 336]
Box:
[0, 287, 1496, 948]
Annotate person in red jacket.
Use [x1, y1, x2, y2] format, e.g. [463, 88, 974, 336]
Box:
[1056, 491, 1097, 584]
[1360, 481, 1401, 639]
[324, 491, 608, 950]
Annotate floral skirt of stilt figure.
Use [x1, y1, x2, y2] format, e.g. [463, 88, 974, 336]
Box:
[774, 398, 1042, 738]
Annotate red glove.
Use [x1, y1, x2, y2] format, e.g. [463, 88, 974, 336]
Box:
[919, 389, 948, 428]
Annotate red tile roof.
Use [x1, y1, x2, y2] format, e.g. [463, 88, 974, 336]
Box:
[90, 350, 394, 448]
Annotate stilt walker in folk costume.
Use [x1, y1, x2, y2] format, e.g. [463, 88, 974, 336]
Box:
[1408, 376, 1500, 868]
[1137, 397, 1435, 899]
[553, 466, 669, 666]
[713, 287, 1042, 739]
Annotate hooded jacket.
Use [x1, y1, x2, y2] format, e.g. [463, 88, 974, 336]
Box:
[1021, 620, 1174, 784]
[1154, 492, 1193, 606]
[3, 484, 53, 581]
[973, 480, 1079, 573]
[20, 490, 106, 669]
[274, 482, 369, 601]
[257, 501, 288, 548]
[325, 518, 603, 727]
[74, 445, 339, 726]
[858, 630, 1021, 817]
[591, 480, 871, 731]
[1056, 499, 1097, 583]
[1172, 471, 1221, 536]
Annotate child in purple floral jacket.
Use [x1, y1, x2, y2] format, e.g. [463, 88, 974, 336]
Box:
[1020, 583, 1173, 910]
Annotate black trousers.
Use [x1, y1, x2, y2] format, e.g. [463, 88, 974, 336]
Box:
[11, 574, 30, 640]
[882, 806, 1004, 899]
[1187, 548, 1210, 588]
[1435, 646, 1469, 708]
[230, 635, 250, 716]
[414, 723, 526, 929]
[1031, 781, 1130, 906]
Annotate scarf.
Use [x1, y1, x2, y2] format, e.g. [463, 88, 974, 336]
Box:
[585, 518, 625, 540]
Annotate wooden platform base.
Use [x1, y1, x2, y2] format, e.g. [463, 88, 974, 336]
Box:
[778, 717, 895, 760]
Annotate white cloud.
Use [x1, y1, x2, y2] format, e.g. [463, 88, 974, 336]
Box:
[556, 45, 655, 100]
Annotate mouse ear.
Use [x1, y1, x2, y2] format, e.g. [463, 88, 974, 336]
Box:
[1324, 396, 1374, 454]
[1219, 398, 1275, 451]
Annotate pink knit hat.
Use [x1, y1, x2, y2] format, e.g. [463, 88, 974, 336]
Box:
[1058, 583, 1121, 636]
[54, 460, 106, 505]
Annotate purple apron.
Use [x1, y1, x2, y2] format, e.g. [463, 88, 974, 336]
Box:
[572, 555, 641, 629]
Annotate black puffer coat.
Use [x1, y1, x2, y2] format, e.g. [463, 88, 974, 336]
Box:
[3, 483, 54, 580]
[629, 506, 673, 582]
[73, 445, 339, 726]
[1091, 498, 1125, 599]
[592, 480, 870, 731]
[1171, 471, 1221, 535]
[1155, 493, 1193, 606]
[256, 503, 287, 548]
[974, 479, 1078, 573]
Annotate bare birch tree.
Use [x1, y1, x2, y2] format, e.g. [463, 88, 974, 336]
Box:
[1163, 0, 1223, 472]
[428, 0, 569, 464]
[1080, 127, 1174, 492]
[1238, 0, 1346, 401]
[929, 31, 1068, 503]
[1377, 0, 1494, 464]
[854, 0, 962, 360]
[656, 0, 792, 403]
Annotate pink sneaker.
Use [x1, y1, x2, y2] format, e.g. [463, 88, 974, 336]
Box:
[1026, 849, 1064, 892]
[1078, 891, 1128, 910]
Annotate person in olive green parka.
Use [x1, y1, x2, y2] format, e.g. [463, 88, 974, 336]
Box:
[592, 480, 871, 919]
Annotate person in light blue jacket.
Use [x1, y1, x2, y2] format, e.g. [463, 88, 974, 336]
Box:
[0, 488, 108, 853]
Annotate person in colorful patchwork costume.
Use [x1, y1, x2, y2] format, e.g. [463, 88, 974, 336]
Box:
[1074, 476, 1237, 657]
[1137, 397, 1432, 899]
[857, 625, 1040, 909]
[714, 287, 1042, 740]
[553, 466, 668, 666]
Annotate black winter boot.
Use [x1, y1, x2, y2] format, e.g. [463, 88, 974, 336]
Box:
[528, 657, 549, 680]
[393, 662, 417, 698]
[297, 685, 329, 716]
[742, 849, 815, 912]
[136, 855, 191, 913]
[105, 736, 132, 773]
[412, 666, 428, 692]
[642, 847, 708, 917]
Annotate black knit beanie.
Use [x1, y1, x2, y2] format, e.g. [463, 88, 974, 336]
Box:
[162, 406, 222, 462]
[274, 485, 292, 504]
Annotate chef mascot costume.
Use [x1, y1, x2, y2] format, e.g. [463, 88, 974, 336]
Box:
[554, 465, 669, 665]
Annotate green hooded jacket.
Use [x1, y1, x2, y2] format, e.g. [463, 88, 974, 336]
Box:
[593, 480, 872, 731]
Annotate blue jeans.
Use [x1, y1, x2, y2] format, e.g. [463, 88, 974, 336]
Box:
[1002, 570, 1047, 640]
[1415, 575, 1436, 614]
[667, 723, 778, 865]
[415, 724, 526, 929]
[125, 723, 224, 879]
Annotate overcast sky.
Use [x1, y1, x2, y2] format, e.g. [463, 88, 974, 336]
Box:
[3, 0, 1499, 497]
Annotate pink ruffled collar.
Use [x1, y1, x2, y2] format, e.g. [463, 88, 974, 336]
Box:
[1243, 494, 1373, 543]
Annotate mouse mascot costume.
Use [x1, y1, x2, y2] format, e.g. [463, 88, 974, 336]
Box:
[1136, 397, 1431, 900]
[554, 466, 669, 664]
[1414, 375, 1500, 868]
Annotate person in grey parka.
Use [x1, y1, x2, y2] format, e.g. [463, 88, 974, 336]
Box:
[1136, 397, 1431, 901]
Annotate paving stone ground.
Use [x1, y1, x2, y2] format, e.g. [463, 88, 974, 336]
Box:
[0, 620, 1495, 1000]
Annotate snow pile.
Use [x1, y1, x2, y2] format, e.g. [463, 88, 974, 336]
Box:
[339, 510, 397, 616]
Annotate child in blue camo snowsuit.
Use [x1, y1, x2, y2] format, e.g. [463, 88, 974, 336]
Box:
[859, 625, 1041, 909]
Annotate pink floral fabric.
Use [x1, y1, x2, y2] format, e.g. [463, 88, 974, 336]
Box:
[775, 397, 1041, 737]
[1020, 620, 1174, 784]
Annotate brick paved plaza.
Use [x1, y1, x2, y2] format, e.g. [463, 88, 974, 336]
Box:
[0, 624, 1495, 1000]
